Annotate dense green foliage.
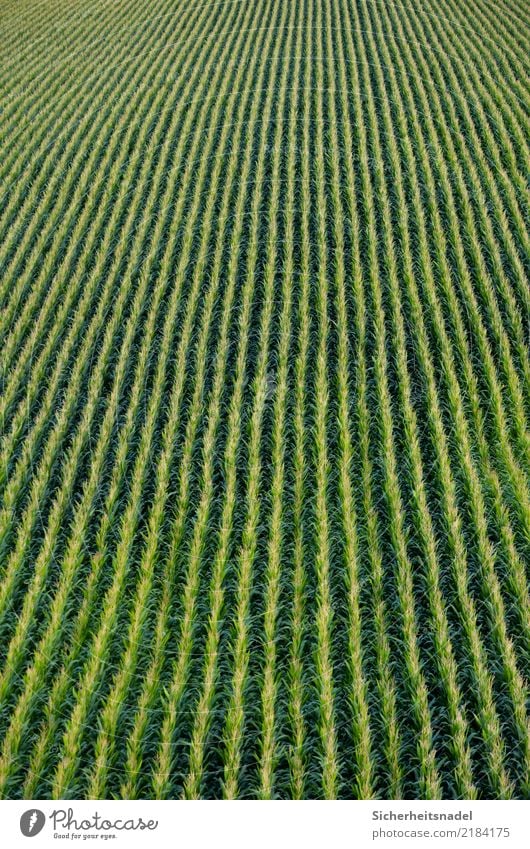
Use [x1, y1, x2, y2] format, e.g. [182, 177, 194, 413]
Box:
[0, 0, 528, 800]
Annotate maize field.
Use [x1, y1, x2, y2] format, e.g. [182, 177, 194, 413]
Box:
[0, 0, 529, 800]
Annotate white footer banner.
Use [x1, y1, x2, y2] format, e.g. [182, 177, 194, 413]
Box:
[0, 800, 527, 849]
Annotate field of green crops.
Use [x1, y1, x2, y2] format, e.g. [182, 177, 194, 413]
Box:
[0, 0, 528, 801]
